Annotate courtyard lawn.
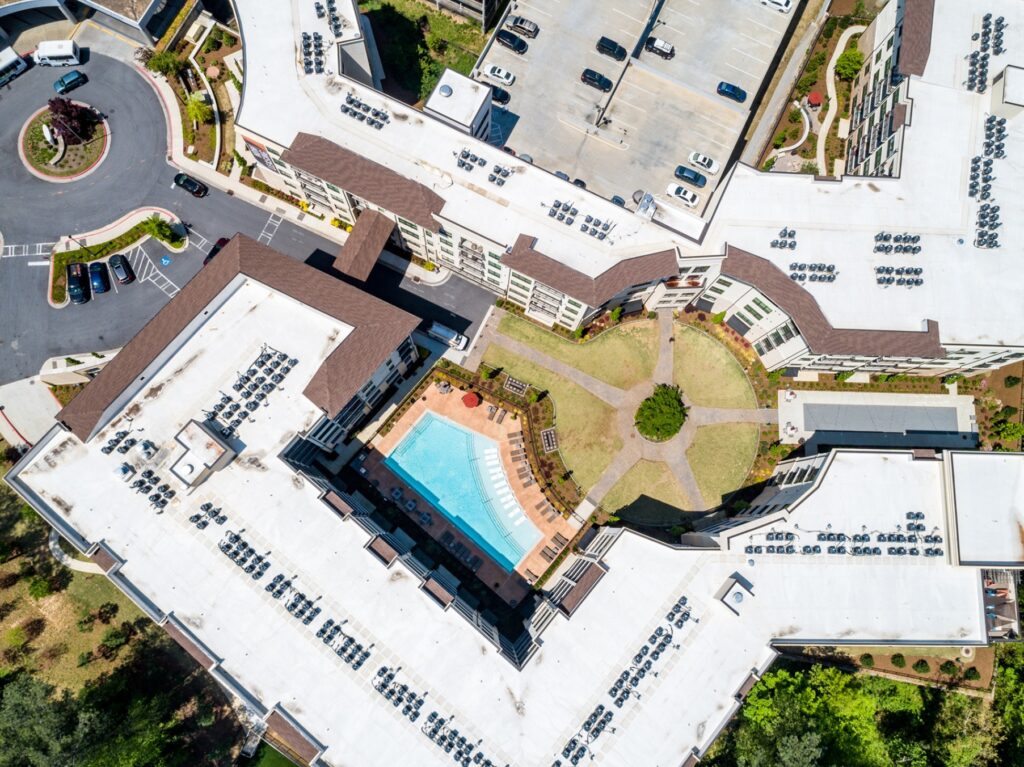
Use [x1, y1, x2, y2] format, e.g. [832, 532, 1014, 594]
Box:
[497, 315, 659, 390]
[673, 325, 756, 409]
[482, 345, 622, 491]
[601, 460, 693, 524]
[686, 423, 760, 507]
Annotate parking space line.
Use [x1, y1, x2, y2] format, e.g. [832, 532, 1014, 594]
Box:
[725, 60, 759, 79]
[257, 214, 283, 246]
[745, 15, 781, 33]
[188, 230, 211, 252]
[516, 2, 553, 17]
[611, 98, 645, 111]
[26, 261, 49, 267]
[613, 7, 644, 23]
[686, 0, 701, 5]
[740, 31, 775, 47]
[732, 47, 768, 65]
[2, 242, 56, 258]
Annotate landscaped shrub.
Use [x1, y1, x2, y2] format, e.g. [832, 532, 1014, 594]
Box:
[939, 660, 959, 676]
[186, 92, 213, 124]
[913, 659, 930, 674]
[835, 370, 854, 382]
[773, 132, 787, 149]
[859, 653, 874, 668]
[965, 666, 981, 681]
[47, 98, 95, 145]
[762, 157, 777, 171]
[835, 49, 865, 80]
[147, 50, 184, 78]
[610, 306, 623, 324]
[27, 577, 52, 600]
[1005, 375, 1021, 388]
[1000, 405, 1019, 419]
[891, 653, 906, 668]
[788, 107, 802, 123]
[635, 384, 687, 441]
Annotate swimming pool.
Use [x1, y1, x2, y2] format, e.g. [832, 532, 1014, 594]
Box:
[384, 412, 542, 571]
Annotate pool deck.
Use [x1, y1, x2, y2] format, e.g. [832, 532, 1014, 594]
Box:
[367, 384, 579, 605]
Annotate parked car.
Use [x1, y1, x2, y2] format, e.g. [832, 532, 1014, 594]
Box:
[507, 15, 539, 38]
[483, 65, 515, 86]
[674, 165, 708, 188]
[645, 36, 675, 59]
[688, 151, 720, 175]
[108, 253, 134, 284]
[581, 68, 613, 92]
[53, 69, 86, 94]
[66, 263, 89, 304]
[88, 261, 110, 294]
[496, 29, 528, 55]
[491, 86, 511, 106]
[717, 81, 748, 102]
[596, 36, 627, 61]
[554, 170, 570, 181]
[204, 237, 230, 265]
[611, 195, 626, 207]
[762, 0, 793, 13]
[572, 178, 587, 189]
[665, 184, 699, 208]
[173, 172, 208, 197]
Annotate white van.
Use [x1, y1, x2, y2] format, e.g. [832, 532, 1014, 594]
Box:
[0, 47, 27, 87]
[32, 40, 81, 67]
[426, 322, 469, 351]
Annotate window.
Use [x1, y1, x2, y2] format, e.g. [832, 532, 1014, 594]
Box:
[754, 341, 766, 355]
[875, 49, 882, 63]
[397, 216, 417, 229]
[326, 183, 340, 193]
[692, 266, 710, 273]
[744, 304, 763, 321]
[734, 312, 752, 325]
[567, 299, 581, 308]
[708, 286, 724, 295]
[886, 36, 894, 50]
[752, 298, 773, 314]
[715, 278, 733, 288]
[488, 251, 501, 262]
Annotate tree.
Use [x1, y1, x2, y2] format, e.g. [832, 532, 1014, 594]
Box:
[1006, 375, 1022, 388]
[146, 50, 183, 78]
[27, 576, 52, 599]
[891, 653, 906, 668]
[186, 92, 213, 124]
[929, 687, 1003, 767]
[139, 215, 179, 245]
[634, 384, 687, 441]
[0, 675, 95, 766]
[913, 659, 930, 674]
[610, 306, 623, 323]
[993, 420, 1024, 444]
[4, 627, 27, 652]
[965, 667, 981, 681]
[940, 660, 959, 676]
[776, 732, 823, 767]
[835, 49, 865, 81]
[859, 653, 874, 668]
[47, 97, 94, 145]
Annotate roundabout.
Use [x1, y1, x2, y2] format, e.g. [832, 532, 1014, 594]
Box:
[18, 101, 110, 182]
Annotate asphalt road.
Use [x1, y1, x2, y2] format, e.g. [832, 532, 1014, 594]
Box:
[0, 53, 492, 384]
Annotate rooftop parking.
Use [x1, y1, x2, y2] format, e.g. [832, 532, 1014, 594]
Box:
[477, 0, 793, 221]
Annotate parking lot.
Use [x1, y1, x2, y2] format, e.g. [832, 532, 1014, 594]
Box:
[477, 0, 794, 220]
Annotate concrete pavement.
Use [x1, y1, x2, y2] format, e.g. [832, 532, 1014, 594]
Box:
[0, 376, 60, 447]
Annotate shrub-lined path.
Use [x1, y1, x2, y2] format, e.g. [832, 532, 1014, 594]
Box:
[472, 311, 778, 511]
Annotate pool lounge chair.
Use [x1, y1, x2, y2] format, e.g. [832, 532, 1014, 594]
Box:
[496, 409, 507, 424]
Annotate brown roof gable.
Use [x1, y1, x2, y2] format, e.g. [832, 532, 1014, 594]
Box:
[721, 245, 944, 358]
[264, 709, 322, 765]
[898, 0, 935, 77]
[557, 561, 607, 617]
[58, 235, 419, 441]
[335, 208, 394, 281]
[504, 235, 678, 307]
[282, 132, 445, 232]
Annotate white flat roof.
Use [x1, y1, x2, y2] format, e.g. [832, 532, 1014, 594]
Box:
[15, 429, 994, 767]
[951, 451, 1024, 566]
[706, 0, 1024, 347]
[1004, 65, 1024, 106]
[424, 69, 489, 128]
[233, 0, 684, 281]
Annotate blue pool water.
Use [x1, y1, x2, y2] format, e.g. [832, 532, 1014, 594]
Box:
[384, 412, 542, 572]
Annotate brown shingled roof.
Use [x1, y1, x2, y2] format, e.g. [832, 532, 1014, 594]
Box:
[504, 235, 678, 307]
[58, 235, 419, 441]
[721, 245, 944, 358]
[164, 619, 218, 670]
[898, 0, 935, 77]
[335, 209, 394, 281]
[557, 561, 607, 617]
[282, 132, 445, 232]
[264, 710, 322, 765]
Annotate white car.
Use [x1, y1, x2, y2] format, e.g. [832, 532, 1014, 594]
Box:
[666, 184, 699, 208]
[688, 151, 720, 175]
[483, 65, 515, 87]
[762, 0, 792, 12]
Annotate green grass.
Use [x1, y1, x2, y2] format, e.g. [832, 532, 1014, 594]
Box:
[358, 0, 488, 102]
[252, 743, 298, 767]
[601, 460, 693, 522]
[482, 345, 621, 491]
[673, 325, 756, 409]
[686, 423, 759, 507]
[497, 315, 659, 390]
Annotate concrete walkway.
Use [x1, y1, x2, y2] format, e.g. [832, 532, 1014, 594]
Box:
[480, 310, 779, 513]
[49, 529, 103, 574]
[817, 25, 866, 176]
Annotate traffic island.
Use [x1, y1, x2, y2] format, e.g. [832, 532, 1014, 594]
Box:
[18, 100, 110, 183]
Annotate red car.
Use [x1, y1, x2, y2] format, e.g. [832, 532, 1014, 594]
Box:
[204, 237, 230, 265]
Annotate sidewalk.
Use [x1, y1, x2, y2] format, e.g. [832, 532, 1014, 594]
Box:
[0, 376, 60, 447]
[378, 250, 449, 285]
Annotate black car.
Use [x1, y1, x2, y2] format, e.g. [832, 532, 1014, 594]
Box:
[89, 262, 111, 294]
[173, 172, 208, 197]
[596, 36, 627, 61]
[66, 263, 89, 305]
[496, 29, 528, 55]
[581, 68, 613, 92]
[204, 237, 230, 265]
[491, 86, 511, 106]
[674, 165, 708, 188]
[109, 253, 135, 284]
[572, 178, 587, 189]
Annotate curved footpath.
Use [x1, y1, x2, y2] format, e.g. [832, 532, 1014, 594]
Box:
[817, 25, 867, 176]
[49, 529, 104, 574]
